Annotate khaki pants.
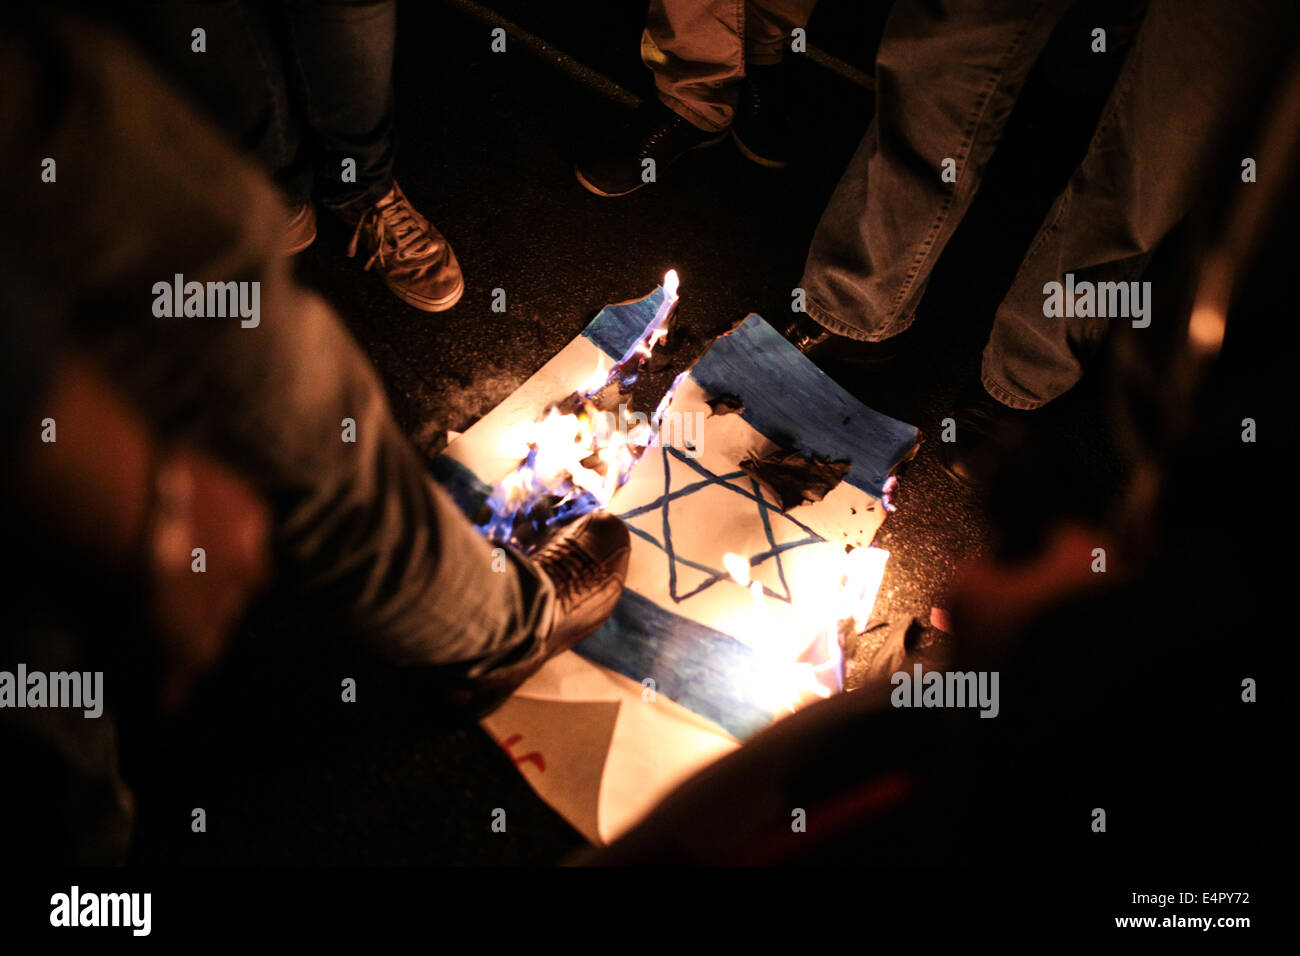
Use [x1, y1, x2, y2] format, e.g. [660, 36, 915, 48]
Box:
[643, 0, 818, 131]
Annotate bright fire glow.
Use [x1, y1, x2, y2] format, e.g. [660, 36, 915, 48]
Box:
[478, 270, 891, 722]
[480, 270, 684, 547]
[662, 268, 679, 301]
[840, 545, 890, 633]
[723, 552, 751, 588]
[579, 357, 611, 396]
[725, 541, 890, 716]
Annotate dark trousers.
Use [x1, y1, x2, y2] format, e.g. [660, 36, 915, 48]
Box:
[117, 0, 398, 216]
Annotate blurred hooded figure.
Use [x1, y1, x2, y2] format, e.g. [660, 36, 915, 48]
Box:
[0, 8, 628, 864]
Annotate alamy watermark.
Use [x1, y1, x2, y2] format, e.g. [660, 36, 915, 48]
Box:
[0, 664, 103, 718]
[590, 403, 706, 459]
[50, 886, 150, 936]
[1043, 272, 1150, 328]
[152, 273, 260, 328]
[890, 663, 999, 718]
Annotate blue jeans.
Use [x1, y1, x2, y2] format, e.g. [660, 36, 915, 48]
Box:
[116, 0, 399, 216]
[800, 0, 1293, 408]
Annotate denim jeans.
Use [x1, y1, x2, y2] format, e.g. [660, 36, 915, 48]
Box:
[644, 0, 819, 131]
[800, 0, 1293, 408]
[115, 0, 398, 217]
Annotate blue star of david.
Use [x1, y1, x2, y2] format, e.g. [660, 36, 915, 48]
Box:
[615, 445, 825, 604]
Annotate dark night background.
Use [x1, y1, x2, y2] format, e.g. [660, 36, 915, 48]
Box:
[96, 0, 1200, 865]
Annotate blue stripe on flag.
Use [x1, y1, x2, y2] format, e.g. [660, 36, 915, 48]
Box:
[582, 294, 916, 497]
[575, 588, 783, 740]
[581, 287, 665, 359]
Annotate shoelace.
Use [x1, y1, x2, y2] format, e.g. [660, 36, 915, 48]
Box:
[347, 193, 439, 271]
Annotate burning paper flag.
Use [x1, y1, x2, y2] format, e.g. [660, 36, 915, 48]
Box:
[434, 273, 918, 843]
[474, 270, 681, 551]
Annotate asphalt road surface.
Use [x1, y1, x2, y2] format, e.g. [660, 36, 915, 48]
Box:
[127, 0, 1128, 865]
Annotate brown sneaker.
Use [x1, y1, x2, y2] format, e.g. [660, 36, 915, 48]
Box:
[282, 202, 317, 256]
[343, 181, 464, 312]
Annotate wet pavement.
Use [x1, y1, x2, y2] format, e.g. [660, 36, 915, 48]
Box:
[129, 0, 1129, 865]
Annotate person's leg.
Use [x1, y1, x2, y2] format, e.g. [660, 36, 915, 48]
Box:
[643, 0, 747, 133]
[982, 0, 1297, 409]
[575, 0, 814, 195]
[798, 0, 1073, 344]
[114, 0, 311, 209]
[276, 0, 396, 217]
[743, 0, 816, 67]
[641, 0, 816, 129]
[274, 0, 463, 310]
[96, 284, 557, 691]
[731, 0, 817, 169]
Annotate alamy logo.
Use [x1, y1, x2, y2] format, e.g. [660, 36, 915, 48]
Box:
[50, 886, 150, 936]
[152, 273, 260, 327]
[643, 406, 706, 458]
[0, 664, 103, 718]
[597, 404, 705, 458]
[1043, 272, 1150, 328]
[890, 663, 1000, 718]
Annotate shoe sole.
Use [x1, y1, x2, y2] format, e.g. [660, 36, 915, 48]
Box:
[387, 273, 465, 313]
[731, 128, 789, 169]
[573, 131, 729, 197]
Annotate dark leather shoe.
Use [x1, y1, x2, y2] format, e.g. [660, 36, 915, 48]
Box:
[531, 512, 631, 653]
[939, 384, 1036, 489]
[575, 101, 727, 197]
[781, 313, 900, 366]
[733, 63, 792, 168]
[437, 513, 630, 718]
